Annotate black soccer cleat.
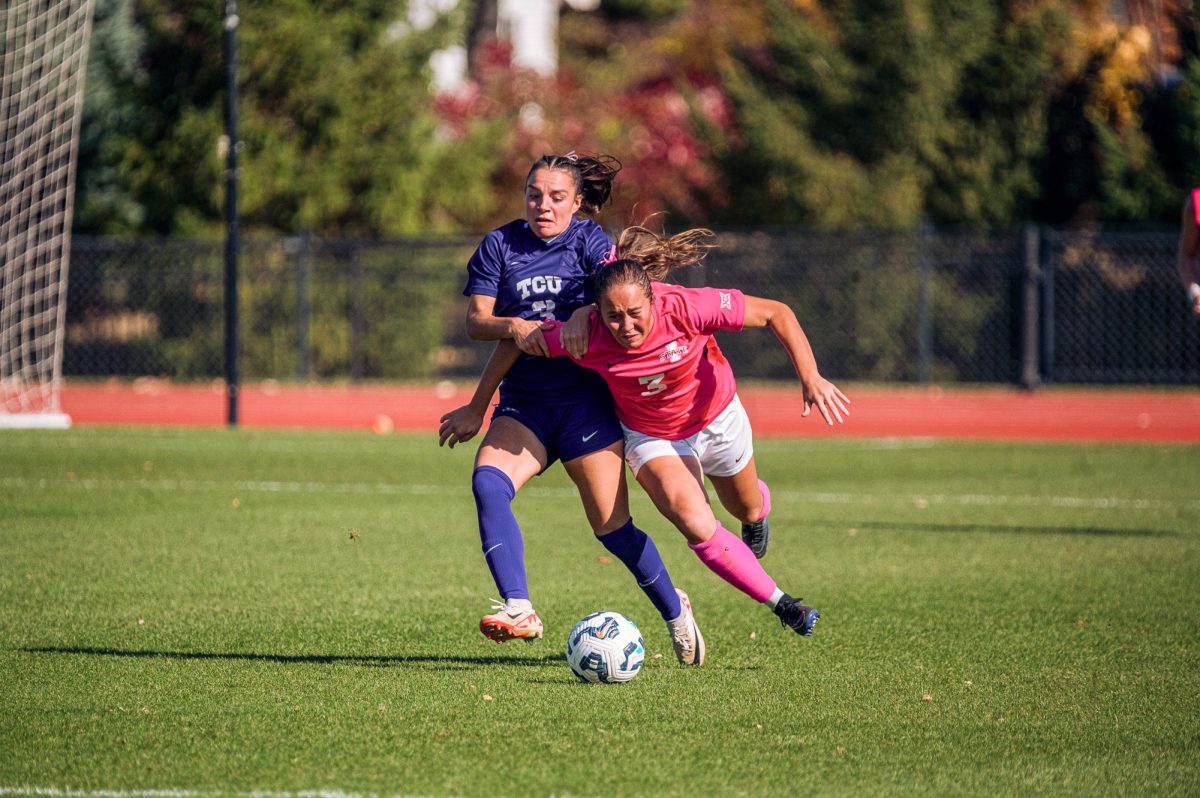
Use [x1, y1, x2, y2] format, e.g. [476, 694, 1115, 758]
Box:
[773, 594, 819, 637]
[741, 516, 770, 559]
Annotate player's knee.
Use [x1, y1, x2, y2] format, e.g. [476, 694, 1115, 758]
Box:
[471, 465, 515, 508]
[664, 503, 716, 543]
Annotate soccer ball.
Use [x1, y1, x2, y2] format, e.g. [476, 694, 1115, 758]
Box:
[565, 611, 645, 684]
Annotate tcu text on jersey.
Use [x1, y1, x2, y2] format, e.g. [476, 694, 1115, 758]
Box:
[515, 275, 563, 299]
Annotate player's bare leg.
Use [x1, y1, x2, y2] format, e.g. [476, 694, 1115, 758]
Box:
[710, 458, 771, 558]
[561, 441, 629, 535]
[632, 453, 714, 545]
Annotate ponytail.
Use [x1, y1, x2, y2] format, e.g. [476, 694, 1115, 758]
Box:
[593, 226, 718, 301]
[615, 225, 716, 281]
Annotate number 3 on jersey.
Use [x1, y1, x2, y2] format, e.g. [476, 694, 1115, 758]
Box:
[639, 373, 667, 397]
[531, 299, 556, 319]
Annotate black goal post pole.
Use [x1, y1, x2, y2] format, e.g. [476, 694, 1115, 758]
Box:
[223, 0, 240, 426]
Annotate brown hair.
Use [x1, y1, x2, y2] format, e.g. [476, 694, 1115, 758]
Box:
[593, 225, 717, 299]
[525, 153, 621, 216]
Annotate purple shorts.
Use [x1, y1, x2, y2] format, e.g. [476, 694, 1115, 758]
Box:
[492, 392, 623, 468]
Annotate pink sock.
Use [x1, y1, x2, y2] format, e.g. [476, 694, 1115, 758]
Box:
[688, 524, 777, 603]
[758, 479, 771, 519]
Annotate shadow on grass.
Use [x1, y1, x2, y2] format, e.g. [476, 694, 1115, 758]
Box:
[21, 645, 564, 669]
[839, 520, 1178, 538]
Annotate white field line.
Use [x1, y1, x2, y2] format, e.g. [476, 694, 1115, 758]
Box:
[2, 475, 1196, 512]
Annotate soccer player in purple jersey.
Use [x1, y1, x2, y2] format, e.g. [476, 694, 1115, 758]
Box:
[438, 153, 704, 666]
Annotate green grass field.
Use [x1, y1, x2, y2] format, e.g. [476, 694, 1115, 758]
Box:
[2, 427, 1198, 797]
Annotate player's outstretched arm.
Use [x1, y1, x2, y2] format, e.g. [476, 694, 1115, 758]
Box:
[465, 294, 549, 355]
[742, 295, 850, 425]
[438, 340, 520, 448]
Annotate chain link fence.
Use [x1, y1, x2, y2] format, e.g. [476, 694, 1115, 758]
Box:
[1043, 230, 1199, 383]
[63, 228, 1199, 386]
[66, 235, 479, 381]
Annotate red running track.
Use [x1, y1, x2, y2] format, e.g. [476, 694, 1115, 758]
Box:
[58, 380, 1200, 443]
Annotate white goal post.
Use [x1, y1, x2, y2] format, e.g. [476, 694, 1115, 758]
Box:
[1, 0, 96, 429]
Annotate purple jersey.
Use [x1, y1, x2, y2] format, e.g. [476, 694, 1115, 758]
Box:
[464, 217, 613, 402]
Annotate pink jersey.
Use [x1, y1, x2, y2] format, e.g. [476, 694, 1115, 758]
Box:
[544, 282, 746, 439]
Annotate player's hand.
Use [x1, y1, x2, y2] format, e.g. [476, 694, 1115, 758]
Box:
[438, 405, 485, 448]
[800, 376, 851, 425]
[512, 318, 549, 357]
[560, 305, 594, 359]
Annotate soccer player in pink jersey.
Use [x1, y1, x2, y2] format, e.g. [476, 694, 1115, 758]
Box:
[541, 226, 850, 636]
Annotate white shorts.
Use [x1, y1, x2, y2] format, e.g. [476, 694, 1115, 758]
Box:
[622, 393, 754, 478]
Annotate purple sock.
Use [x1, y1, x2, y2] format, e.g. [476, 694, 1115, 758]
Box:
[472, 465, 529, 601]
[598, 518, 682, 621]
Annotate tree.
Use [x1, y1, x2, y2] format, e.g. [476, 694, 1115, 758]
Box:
[75, 0, 493, 236]
[74, 0, 1200, 235]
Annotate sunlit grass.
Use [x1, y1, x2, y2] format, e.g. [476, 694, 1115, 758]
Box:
[2, 428, 1198, 796]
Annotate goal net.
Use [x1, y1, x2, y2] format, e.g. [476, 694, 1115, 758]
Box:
[1, 0, 96, 429]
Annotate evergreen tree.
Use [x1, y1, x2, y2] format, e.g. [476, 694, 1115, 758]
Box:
[73, 0, 1200, 234]
[926, 2, 1071, 226]
[76, 0, 146, 233]
[75, 0, 488, 236]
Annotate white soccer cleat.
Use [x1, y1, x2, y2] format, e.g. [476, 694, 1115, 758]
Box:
[480, 600, 544, 644]
[668, 588, 706, 666]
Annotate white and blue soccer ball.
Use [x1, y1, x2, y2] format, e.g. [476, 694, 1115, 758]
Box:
[566, 611, 645, 684]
